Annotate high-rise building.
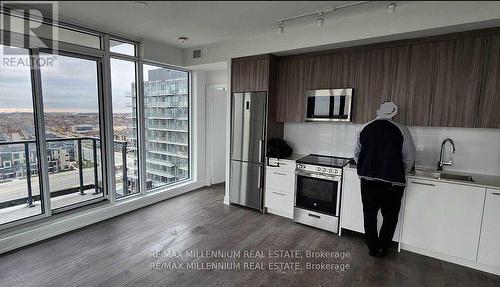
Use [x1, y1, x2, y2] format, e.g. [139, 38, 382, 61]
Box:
[128, 68, 189, 191]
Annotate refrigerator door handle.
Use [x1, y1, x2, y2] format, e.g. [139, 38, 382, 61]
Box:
[258, 139, 264, 163]
[257, 167, 262, 189]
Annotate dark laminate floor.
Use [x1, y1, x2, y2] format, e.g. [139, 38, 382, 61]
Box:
[1, 184, 499, 287]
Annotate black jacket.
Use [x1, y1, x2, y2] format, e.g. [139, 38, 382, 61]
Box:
[354, 119, 415, 185]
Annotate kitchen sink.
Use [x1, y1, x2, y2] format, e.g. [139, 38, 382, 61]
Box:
[440, 173, 474, 182]
[412, 169, 474, 182]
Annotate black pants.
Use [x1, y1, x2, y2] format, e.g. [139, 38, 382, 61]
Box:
[360, 179, 404, 251]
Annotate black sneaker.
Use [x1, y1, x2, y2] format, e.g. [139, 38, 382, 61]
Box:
[368, 249, 378, 257]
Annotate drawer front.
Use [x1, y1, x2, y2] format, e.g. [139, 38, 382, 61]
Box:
[265, 170, 295, 194]
[267, 158, 296, 173]
[265, 188, 294, 216]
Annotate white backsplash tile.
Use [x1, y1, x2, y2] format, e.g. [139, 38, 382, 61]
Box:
[284, 122, 500, 176]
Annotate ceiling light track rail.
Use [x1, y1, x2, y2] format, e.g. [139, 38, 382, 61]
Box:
[276, 1, 372, 33]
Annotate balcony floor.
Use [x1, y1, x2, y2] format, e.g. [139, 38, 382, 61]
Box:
[0, 168, 103, 225]
[0, 184, 499, 286]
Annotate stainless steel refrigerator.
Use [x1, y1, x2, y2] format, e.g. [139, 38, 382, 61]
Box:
[229, 91, 267, 211]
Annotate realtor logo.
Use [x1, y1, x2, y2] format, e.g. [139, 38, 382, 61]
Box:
[1, 1, 59, 57]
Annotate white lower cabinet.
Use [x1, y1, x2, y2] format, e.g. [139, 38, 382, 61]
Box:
[402, 179, 486, 262]
[265, 159, 295, 219]
[340, 168, 402, 241]
[477, 188, 500, 268]
[340, 168, 364, 233]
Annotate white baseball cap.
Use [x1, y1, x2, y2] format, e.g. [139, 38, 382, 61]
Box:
[376, 101, 398, 119]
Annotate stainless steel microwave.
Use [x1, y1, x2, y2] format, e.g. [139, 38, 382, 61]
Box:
[305, 88, 353, 122]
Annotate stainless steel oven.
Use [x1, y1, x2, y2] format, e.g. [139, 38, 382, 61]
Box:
[294, 162, 343, 233]
[305, 88, 353, 122]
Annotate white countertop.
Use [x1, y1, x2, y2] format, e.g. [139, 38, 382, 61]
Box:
[344, 164, 500, 189]
[268, 153, 306, 162]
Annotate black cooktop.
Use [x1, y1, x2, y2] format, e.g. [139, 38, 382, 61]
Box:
[297, 154, 351, 168]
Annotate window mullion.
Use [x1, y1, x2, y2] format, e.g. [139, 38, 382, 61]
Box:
[102, 34, 117, 203]
[137, 59, 147, 195]
[30, 48, 52, 216]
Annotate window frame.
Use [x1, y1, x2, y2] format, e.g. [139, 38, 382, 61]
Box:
[0, 9, 193, 231]
[0, 44, 49, 229]
[109, 55, 141, 200]
[37, 49, 108, 214]
[141, 61, 192, 193]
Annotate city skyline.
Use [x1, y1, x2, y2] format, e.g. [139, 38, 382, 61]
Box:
[1, 47, 134, 114]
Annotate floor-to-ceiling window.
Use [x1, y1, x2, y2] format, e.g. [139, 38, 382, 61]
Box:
[143, 64, 189, 191]
[0, 9, 191, 229]
[0, 45, 43, 225]
[110, 39, 140, 199]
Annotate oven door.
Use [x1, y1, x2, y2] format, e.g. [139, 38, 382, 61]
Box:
[295, 171, 341, 216]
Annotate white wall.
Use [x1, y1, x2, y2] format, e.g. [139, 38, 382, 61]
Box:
[184, 1, 500, 66]
[191, 70, 208, 185]
[284, 122, 500, 176]
[206, 70, 228, 85]
[142, 39, 184, 67]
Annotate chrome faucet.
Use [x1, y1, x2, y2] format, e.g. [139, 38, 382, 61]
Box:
[437, 138, 456, 171]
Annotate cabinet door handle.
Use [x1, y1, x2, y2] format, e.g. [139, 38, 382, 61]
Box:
[308, 213, 321, 219]
[492, 192, 500, 196]
[411, 181, 436, 187]
[272, 191, 286, 196]
[272, 172, 287, 176]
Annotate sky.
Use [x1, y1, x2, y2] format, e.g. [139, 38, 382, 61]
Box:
[0, 45, 135, 114]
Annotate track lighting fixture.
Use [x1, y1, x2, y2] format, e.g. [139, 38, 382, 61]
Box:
[275, 1, 370, 34]
[317, 12, 324, 26]
[277, 21, 284, 34]
[388, 2, 397, 12]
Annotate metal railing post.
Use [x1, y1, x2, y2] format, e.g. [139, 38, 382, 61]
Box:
[122, 142, 128, 195]
[77, 139, 85, 195]
[24, 142, 35, 207]
[92, 139, 99, 195]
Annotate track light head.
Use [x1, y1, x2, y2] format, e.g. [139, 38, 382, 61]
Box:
[388, 2, 397, 12]
[277, 22, 284, 34]
[317, 12, 324, 26]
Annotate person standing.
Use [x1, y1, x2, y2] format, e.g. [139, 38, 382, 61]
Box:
[353, 101, 416, 257]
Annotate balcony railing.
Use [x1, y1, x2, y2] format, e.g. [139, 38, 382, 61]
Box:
[0, 136, 128, 208]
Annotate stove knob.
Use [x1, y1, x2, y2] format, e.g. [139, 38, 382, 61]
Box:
[334, 169, 338, 174]
[322, 168, 326, 172]
[317, 167, 321, 171]
[328, 169, 332, 173]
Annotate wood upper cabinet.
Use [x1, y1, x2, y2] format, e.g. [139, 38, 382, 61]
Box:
[231, 55, 270, 92]
[387, 43, 439, 126]
[477, 35, 500, 128]
[276, 53, 351, 123]
[276, 57, 307, 122]
[351, 48, 392, 124]
[431, 36, 487, 127]
[274, 28, 500, 127]
[231, 54, 283, 140]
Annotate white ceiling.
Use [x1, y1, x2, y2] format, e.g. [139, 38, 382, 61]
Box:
[39, 1, 390, 48]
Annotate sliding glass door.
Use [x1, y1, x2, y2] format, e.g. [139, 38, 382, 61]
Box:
[0, 45, 44, 225]
[39, 53, 105, 211]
